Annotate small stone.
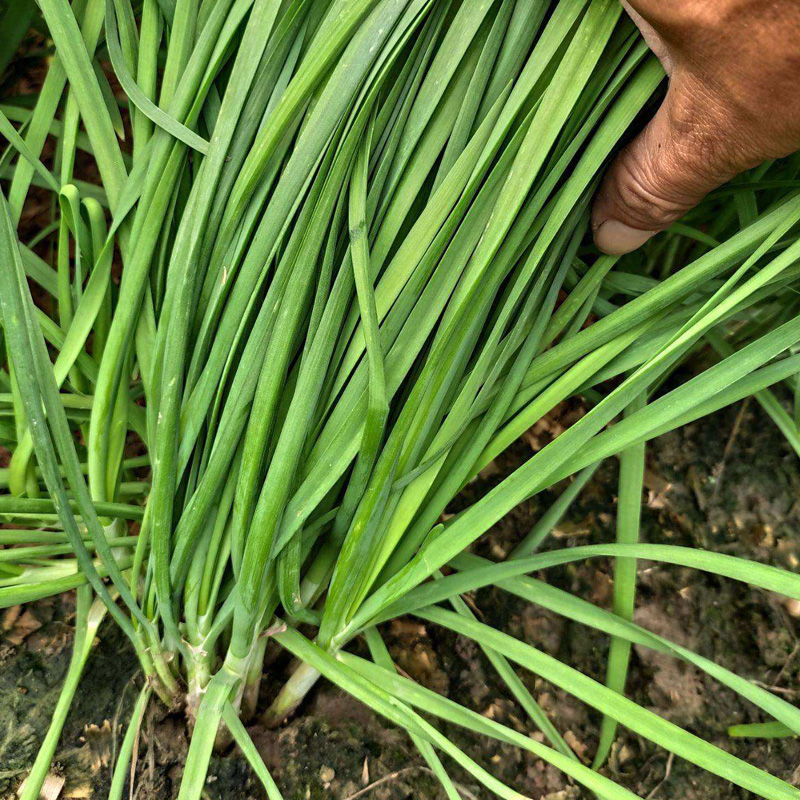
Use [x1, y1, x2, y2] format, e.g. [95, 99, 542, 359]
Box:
[319, 766, 335, 784]
[785, 598, 800, 618]
[563, 730, 587, 762]
[618, 744, 635, 765]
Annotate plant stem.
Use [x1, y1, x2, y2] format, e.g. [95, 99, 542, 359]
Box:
[19, 587, 105, 800]
[262, 659, 321, 727]
[593, 389, 646, 769]
[108, 683, 152, 800]
[241, 636, 268, 721]
[177, 664, 242, 800]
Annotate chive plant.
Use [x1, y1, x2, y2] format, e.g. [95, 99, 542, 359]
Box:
[2, 0, 800, 798]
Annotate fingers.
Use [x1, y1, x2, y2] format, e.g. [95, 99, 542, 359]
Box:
[619, 0, 673, 75]
[591, 83, 743, 255]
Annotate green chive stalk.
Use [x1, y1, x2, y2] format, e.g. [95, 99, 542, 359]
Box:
[3, 1, 800, 798]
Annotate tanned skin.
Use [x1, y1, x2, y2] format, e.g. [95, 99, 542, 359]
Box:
[592, 0, 800, 255]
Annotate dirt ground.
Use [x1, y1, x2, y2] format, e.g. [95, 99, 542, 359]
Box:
[2, 399, 799, 800]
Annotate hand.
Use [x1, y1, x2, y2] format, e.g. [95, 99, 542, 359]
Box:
[592, 0, 800, 255]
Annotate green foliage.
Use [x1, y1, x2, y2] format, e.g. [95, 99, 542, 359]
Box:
[1, 1, 800, 798]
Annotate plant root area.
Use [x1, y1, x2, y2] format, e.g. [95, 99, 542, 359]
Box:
[1, 400, 799, 800]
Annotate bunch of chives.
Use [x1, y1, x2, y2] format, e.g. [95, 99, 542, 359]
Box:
[2, 1, 800, 798]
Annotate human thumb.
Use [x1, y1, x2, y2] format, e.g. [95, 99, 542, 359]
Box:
[591, 85, 744, 255]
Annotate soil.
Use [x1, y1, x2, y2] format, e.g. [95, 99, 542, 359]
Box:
[2, 400, 799, 800]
